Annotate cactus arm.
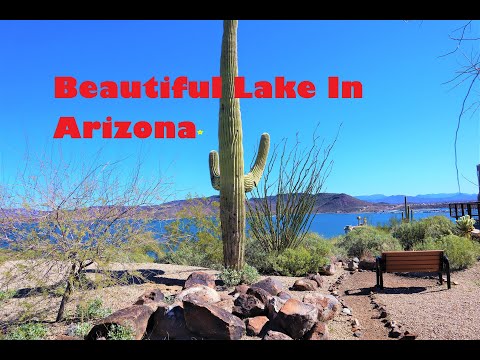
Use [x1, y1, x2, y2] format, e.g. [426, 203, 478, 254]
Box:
[244, 133, 270, 192]
[209, 150, 221, 190]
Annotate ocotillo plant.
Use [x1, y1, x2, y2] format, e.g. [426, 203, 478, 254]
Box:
[209, 20, 270, 270]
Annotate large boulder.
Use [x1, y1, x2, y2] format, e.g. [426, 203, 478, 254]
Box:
[133, 289, 165, 311]
[85, 305, 153, 340]
[304, 322, 329, 340]
[148, 304, 193, 340]
[303, 293, 341, 322]
[175, 285, 221, 304]
[246, 316, 269, 336]
[232, 294, 265, 318]
[183, 296, 246, 340]
[251, 277, 283, 296]
[306, 273, 324, 288]
[215, 298, 235, 313]
[292, 279, 318, 291]
[184, 271, 216, 289]
[322, 263, 336, 276]
[247, 286, 272, 306]
[274, 298, 318, 339]
[266, 296, 287, 320]
[277, 291, 292, 301]
[263, 330, 293, 340]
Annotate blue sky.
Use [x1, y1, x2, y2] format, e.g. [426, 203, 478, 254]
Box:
[1, 20, 479, 201]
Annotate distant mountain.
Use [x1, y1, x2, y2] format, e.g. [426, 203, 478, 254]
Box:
[355, 193, 477, 205]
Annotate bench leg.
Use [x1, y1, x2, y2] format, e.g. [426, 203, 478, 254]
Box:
[444, 256, 451, 290]
[438, 272, 443, 285]
[376, 257, 384, 289]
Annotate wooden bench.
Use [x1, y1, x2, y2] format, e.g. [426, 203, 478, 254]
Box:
[376, 250, 451, 289]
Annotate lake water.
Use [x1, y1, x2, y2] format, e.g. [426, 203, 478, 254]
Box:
[151, 208, 452, 240]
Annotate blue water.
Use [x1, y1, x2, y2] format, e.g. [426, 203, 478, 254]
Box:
[149, 208, 452, 240]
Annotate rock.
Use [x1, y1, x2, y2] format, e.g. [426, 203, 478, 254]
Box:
[277, 291, 292, 301]
[342, 308, 352, 316]
[353, 330, 362, 338]
[184, 271, 216, 289]
[251, 277, 283, 296]
[332, 290, 339, 296]
[303, 293, 341, 322]
[306, 273, 324, 288]
[453, 281, 459, 286]
[304, 322, 329, 340]
[292, 279, 318, 291]
[266, 296, 287, 320]
[148, 304, 193, 340]
[175, 285, 221, 304]
[218, 291, 233, 301]
[247, 286, 272, 306]
[246, 316, 269, 336]
[183, 296, 245, 340]
[401, 330, 417, 340]
[230, 284, 250, 295]
[215, 298, 235, 313]
[352, 257, 360, 263]
[348, 260, 358, 271]
[133, 289, 165, 311]
[322, 263, 336, 276]
[274, 298, 318, 339]
[85, 305, 154, 340]
[351, 318, 360, 328]
[263, 330, 293, 340]
[379, 310, 388, 319]
[232, 294, 265, 318]
[389, 326, 402, 338]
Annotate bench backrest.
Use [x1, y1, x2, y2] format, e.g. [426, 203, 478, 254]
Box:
[382, 250, 444, 273]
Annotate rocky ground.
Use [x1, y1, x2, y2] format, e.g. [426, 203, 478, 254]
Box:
[1, 260, 479, 340]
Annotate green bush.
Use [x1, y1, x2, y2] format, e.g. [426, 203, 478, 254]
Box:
[6, 323, 48, 340]
[415, 234, 480, 270]
[0, 289, 17, 301]
[337, 226, 402, 259]
[392, 216, 454, 250]
[76, 298, 112, 322]
[74, 322, 93, 337]
[456, 215, 476, 238]
[108, 324, 135, 340]
[219, 264, 260, 287]
[265, 232, 333, 277]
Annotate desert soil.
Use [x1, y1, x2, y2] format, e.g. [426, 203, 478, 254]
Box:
[1, 261, 479, 340]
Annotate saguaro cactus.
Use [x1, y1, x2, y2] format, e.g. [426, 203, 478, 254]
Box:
[208, 20, 270, 270]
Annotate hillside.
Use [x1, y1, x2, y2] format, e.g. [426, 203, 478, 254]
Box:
[355, 193, 477, 204]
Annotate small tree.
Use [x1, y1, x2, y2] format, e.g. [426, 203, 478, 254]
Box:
[246, 127, 339, 253]
[0, 150, 170, 322]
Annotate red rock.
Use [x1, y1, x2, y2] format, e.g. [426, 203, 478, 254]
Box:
[292, 279, 318, 291]
[231, 284, 250, 295]
[252, 277, 283, 296]
[232, 294, 265, 318]
[306, 273, 324, 288]
[322, 264, 336, 276]
[148, 304, 193, 340]
[263, 330, 293, 340]
[266, 296, 287, 320]
[183, 296, 245, 340]
[133, 289, 165, 311]
[303, 293, 341, 322]
[305, 322, 329, 340]
[216, 298, 234, 313]
[274, 298, 318, 339]
[246, 316, 269, 336]
[175, 285, 221, 304]
[247, 286, 272, 305]
[85, 305, 153, 340]
[277, 291, 292, 301]
[184, 271, 216, 289]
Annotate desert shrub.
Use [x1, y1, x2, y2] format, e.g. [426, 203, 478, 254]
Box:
[5, 323, 48, 340]
[267, 232, 333, 276]
[415, 234, 480, 270]
[76, 298, 112, 322]
[0, 289, 17, 301]
[337, 226, 402, 259]
[74, 322, 93, 337]
[162, 196, 223, 268]
[392, 216, 454, 250]
[108, 324, 135, 340]
[456, 215, 476, 238]
[219, 264, 260, 287]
